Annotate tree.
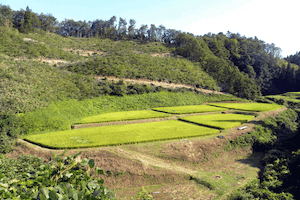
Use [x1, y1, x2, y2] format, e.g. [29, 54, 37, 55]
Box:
[12, 9, 25, 30]
[138, 24, 148, 41]
[0, 4, 13, 28]
[117, 17, 127, 39]
[38, 13, 57, 32]
[19, 6, 33, 33]
[128, 19, 136, 39]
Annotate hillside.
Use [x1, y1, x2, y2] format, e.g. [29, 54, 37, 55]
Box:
[1, 15, 300, 199]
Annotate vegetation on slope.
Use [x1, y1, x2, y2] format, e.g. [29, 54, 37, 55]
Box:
[227, 109, 300, 199]
[65, 52, 219, 90]
[0, 27, 78, 60]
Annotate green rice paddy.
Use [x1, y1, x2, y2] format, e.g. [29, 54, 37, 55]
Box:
[78, 110, 171, 124]
[151, 105, 228, 114]
[179, 113, 255, 130]
[24, 102, 280, 149]
[208, 103, 282, 112]
[24, 120, 220, 149]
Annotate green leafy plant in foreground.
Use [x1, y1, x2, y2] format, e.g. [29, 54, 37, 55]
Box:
[0, 152, 116, 199]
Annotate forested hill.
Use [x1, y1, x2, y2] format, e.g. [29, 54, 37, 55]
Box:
[2, 4, 300, 99]
[0, 4, 300, 99]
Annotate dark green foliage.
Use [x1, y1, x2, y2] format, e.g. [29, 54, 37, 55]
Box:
[173, 33, 261, 99]
[285, 51, 300, 66]
[19, 6, 33, 33]
[0, 152, 116, 199]
[227, 109, 300, 199]
[0, 112, 20, 153]
[227, 179, 293, 200]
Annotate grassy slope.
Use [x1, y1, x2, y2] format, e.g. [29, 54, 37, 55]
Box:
[65, 52, 219, 90]
[1, 27, 218, 90]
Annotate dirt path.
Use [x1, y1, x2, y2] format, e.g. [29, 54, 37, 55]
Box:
[96, 75, 226, 95]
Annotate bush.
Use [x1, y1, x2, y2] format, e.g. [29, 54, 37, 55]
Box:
[0, 152, 116, 199]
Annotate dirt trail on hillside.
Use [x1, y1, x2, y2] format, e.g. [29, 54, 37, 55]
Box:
[96, 75, 226, 95]
[109, 148, 198, 175]
[14, 57, 69, 65]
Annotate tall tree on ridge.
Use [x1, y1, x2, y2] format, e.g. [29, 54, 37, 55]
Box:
[19, 6, 33, 33]
[128, 19, 136, 39]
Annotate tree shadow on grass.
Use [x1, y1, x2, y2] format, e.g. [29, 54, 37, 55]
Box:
[235, 152, 263, 169]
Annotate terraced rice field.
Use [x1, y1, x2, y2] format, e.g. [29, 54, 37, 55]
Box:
[152, 105, 228, 114]
[24, 120, 220, 149]
[78, 110, 171, 124]
[179, 113, 255, 130]
[24, 102, 282, 149]
[208, 103, 282, 112]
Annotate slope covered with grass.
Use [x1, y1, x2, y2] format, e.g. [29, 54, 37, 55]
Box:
[65, 52, 219, 90]
[0, 28, 78, 61]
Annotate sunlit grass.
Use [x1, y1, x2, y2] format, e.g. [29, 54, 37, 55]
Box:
[23, 120, 220, 149]
[208, 103, 282, 112]
[77, 110, 171, 124]
[179, 113, 255, 130]
[152, 105, 227, 114]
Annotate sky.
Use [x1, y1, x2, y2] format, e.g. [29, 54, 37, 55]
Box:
[3, 0, 300, 57]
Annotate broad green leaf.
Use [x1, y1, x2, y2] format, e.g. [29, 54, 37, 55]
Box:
[49, 189, 59, 200]
[39, 187, 50, 199]
[65, 172, 73, 178]
[88, 159, 95, 168]
[81, 158, 89, 167]
[95, 167, 104, 175]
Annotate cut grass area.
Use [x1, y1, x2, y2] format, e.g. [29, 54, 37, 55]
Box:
[23, 120, 220, 149]
[208, 103, 282, 112]
[179, 114, 255, 130]
[77, 110, 171, 124]
[152, 105, 228, 114]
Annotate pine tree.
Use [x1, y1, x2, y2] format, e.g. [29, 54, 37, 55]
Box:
[19, 6, 33, 33]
